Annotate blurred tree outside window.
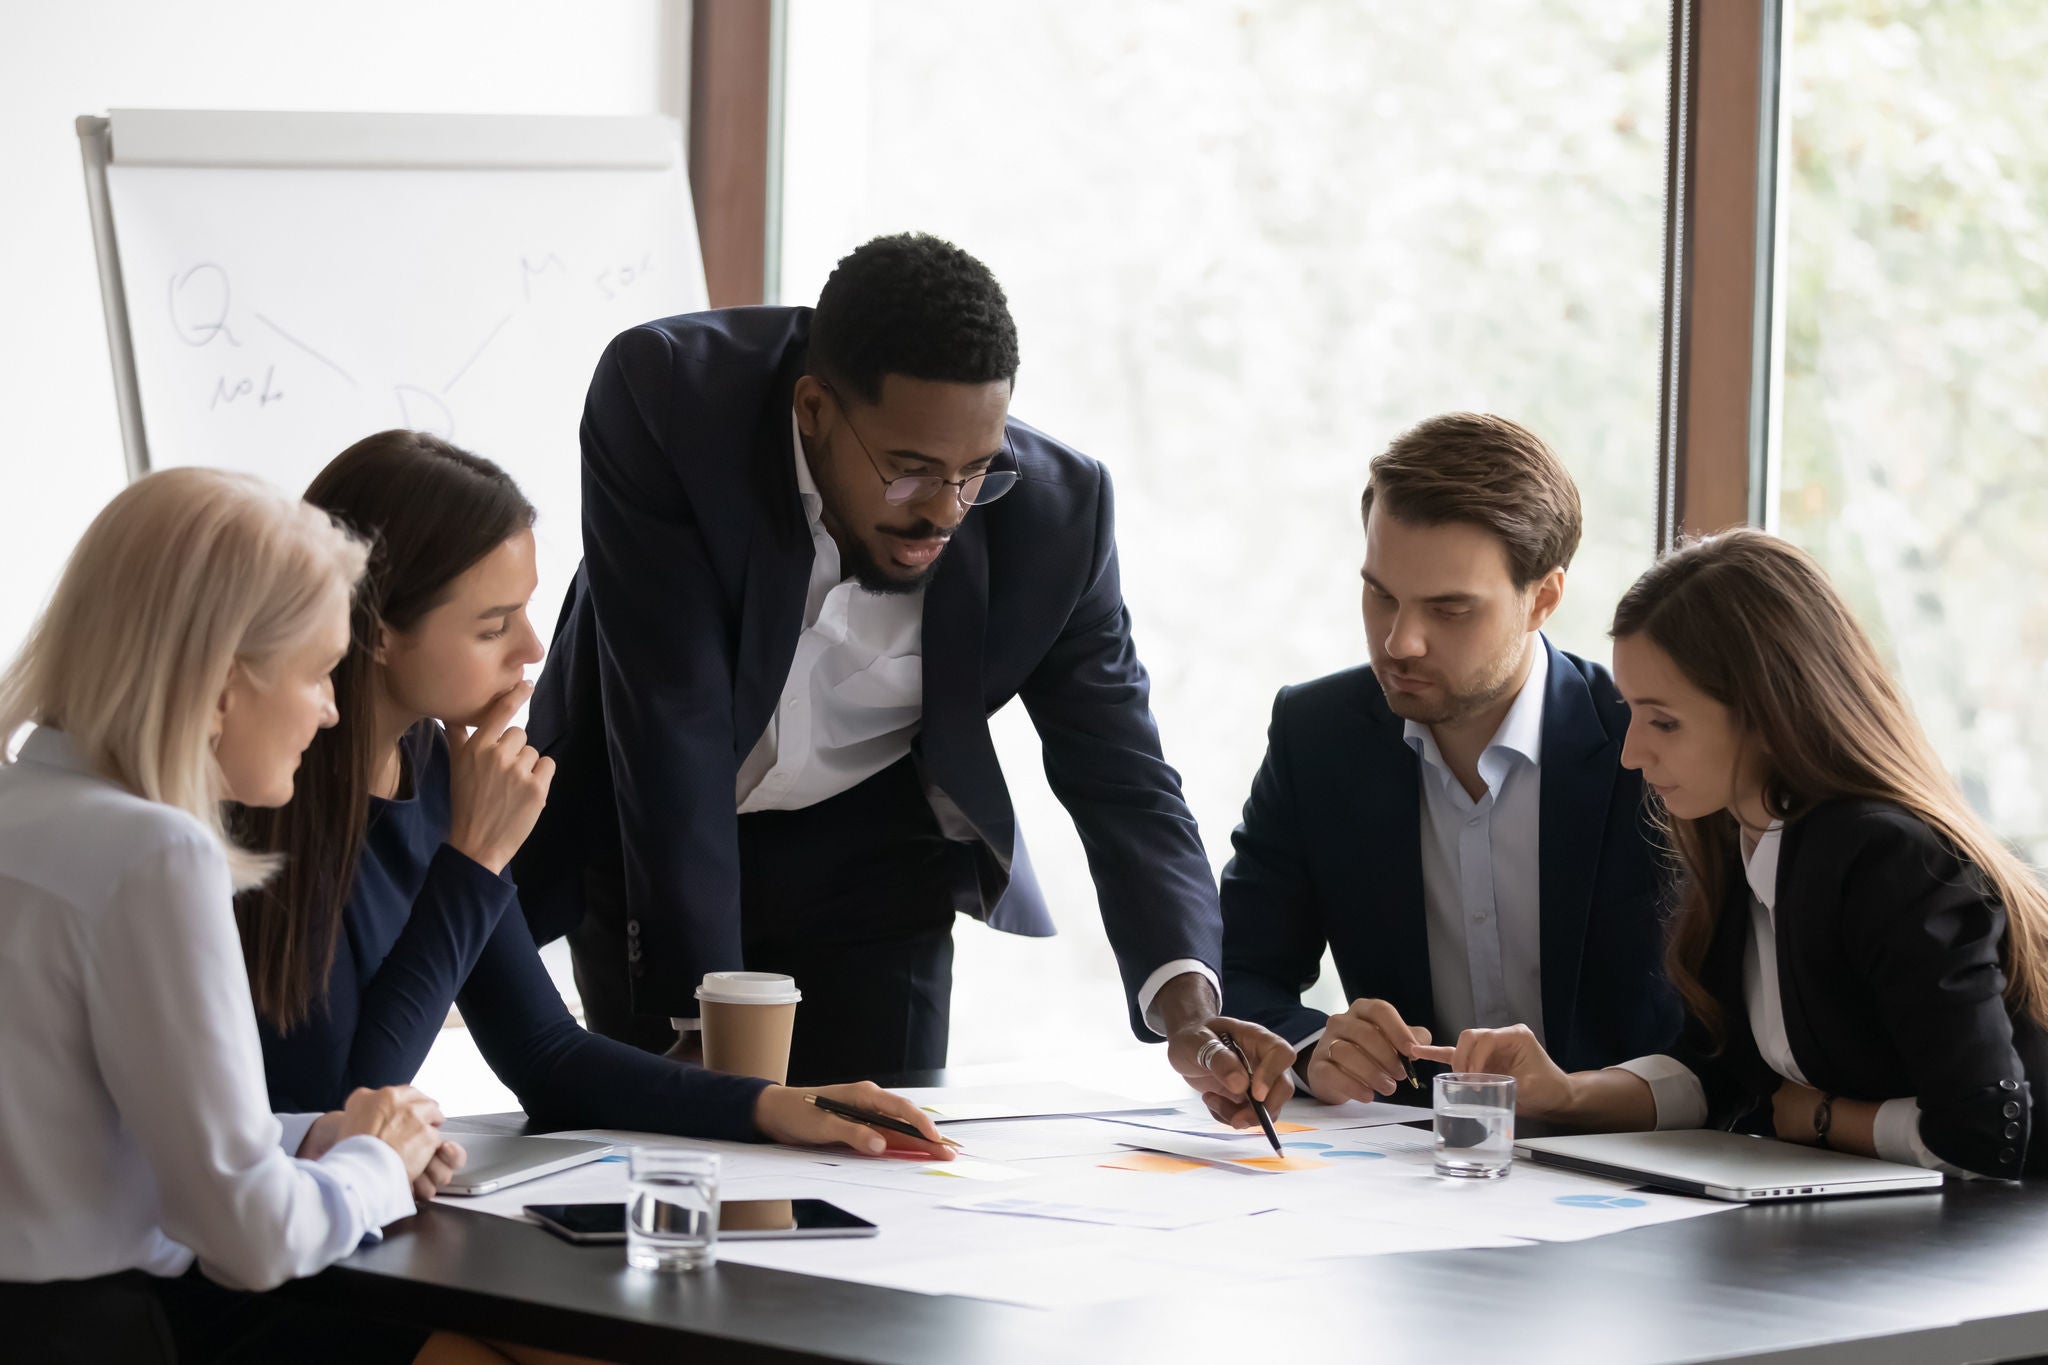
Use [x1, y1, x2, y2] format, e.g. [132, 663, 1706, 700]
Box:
[1779, 0, 2048, 864]
[780, 0, 1670, 1063]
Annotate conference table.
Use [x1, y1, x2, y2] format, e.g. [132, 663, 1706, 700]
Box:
[290, 1066, 2048, 1365]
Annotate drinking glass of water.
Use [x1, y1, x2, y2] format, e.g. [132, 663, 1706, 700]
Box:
[626, 1147, 720, 1272]
[1433, 1073, 1516, 1179]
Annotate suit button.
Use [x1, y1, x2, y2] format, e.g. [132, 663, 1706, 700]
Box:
[1999, 1079, 2019, 1092]
[2004, 1101, 2022, 1118]
[2001, 1147, 2017, 1165]
[2005, 1122, 2022, 1140]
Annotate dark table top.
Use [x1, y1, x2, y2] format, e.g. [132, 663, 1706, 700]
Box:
[290, 1079, 2048, 1365]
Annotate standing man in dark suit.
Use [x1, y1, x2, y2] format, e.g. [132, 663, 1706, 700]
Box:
[517, 233, 1291, 1114]
[1221, 414, 1679, 1104]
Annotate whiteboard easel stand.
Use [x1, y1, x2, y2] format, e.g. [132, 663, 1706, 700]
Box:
[76, 116, 150, 481]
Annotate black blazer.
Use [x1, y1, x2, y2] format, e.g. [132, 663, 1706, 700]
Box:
[1220, 641, 1681, 1074]
[1674, 799, 2045, 1178]
[515, 307, 1221, 1028]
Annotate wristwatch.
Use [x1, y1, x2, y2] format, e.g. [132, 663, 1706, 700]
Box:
[1813, 1092, 1835, 1147]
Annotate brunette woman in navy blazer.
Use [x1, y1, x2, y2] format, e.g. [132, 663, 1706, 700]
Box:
[1418, 529, 2047, 1179]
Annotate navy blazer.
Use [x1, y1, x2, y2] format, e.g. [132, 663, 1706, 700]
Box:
[1220, 639, 1680, 1074]
[1673, 799, 2044, 1179]
[516, 306, 1220, 1030]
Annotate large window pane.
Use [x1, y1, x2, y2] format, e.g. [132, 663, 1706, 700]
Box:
[781, 0, 1669, 1063]
[1780, 0, 2048, 863]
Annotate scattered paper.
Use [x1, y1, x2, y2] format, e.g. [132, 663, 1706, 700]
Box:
[1276, 1097, 1436, 1131]
[890, 1083, 1169, 1122]
[1099, 1152, 1204, 1175]
[914, 1156, 1032, 1182]
[1232, 1155, 1333, 1173]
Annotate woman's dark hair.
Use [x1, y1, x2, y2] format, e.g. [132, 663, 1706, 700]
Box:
[1613, 527, 2048, 1044]
[229, 430, 536, 1031]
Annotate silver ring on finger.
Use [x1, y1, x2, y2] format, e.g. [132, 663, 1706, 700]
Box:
[1195, 1038, 1228, 1071]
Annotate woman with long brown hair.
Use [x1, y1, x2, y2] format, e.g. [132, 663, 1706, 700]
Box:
[230, 430, 953, 1163]
[1413, 528, 2047, 1178]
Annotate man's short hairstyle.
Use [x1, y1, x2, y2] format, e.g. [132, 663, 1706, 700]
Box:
[809, 232, 1020, 403]
[1361, 413, 1583, 590]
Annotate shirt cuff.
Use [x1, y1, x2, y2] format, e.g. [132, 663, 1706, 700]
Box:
[1611, 1055, 1708, 1129]
[1872, 1096, 1980, 1178]
[275, 1112, 324, 1158]
[1290, 1026, 1329, 1101]
[1137, 960, 1220, 1037]
[316, 1133, 418, 1239]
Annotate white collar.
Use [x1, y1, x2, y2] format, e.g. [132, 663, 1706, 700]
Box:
[789, 407, 825, 528]
[1403, 634, 1551, 771]
[13, 725, 91, 776]
[1744, 821, 1785, 910]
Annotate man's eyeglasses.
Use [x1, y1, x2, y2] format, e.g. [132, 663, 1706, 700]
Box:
[818, 380, 1021, 509]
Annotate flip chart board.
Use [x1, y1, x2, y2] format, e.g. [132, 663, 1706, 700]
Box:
[78, 109, 707, 649]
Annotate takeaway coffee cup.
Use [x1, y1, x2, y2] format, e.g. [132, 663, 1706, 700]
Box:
[696, 972, 802, 1085]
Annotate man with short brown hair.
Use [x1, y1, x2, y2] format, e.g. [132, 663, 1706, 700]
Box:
[1221, 413, 1679, 1104]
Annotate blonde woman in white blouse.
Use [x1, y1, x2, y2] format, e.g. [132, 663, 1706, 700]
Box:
[0, 468, 471, 1362]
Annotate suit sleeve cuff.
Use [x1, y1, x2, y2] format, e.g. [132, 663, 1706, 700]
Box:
[1612, 1055, 1708, 1129]
[1137, 960, 1220, 1037]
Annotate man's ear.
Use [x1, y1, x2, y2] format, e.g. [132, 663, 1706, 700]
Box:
[1525, 567, 1566, 633]
[791, 374, 829, 443]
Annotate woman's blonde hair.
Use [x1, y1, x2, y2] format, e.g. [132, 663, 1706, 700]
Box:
[1612, 527, 2048, 1040]
[0, 467, 368, 888]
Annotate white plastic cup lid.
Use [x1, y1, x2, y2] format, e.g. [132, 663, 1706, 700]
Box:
[695, 971, 802, 1006]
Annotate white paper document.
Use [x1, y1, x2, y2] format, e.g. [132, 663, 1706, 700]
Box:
[940, 1171, 1281, 1230]
[890, 1083, 1171, 1122]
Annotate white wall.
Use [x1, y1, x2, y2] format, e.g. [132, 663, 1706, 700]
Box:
[0, 0, 683, 659]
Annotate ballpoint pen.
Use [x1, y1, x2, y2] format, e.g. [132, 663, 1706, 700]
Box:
[802, 1093, 963, 1150]
[1218, 1033, 1284, 1156]
[1401, 1053, 1422, 1090]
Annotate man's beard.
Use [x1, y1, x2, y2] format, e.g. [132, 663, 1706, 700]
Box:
[841, 520, 951, 595]
[1378, 641, 1527, 727]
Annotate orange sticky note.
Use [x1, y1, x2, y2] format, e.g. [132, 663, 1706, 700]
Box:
[1231, 1155, 1333, 1173]
[1100, 1152, 1204, 1174]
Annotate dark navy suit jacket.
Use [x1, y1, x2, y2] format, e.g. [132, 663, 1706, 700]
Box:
[1220, 640, 1680, 1075]
[516, 306, 1220, 1029]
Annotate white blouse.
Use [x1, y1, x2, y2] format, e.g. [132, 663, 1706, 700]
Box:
[1615, 822, 1959, 1174]
[0, 728, 414, 1289]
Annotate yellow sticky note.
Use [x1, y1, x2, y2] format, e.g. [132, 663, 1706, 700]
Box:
[1231, 1155, 1333, 1173]
[1100, 1152, 1204, 1174]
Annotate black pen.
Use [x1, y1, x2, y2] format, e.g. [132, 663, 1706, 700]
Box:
[1401, 1053, 1421, 1091]
[1218, 1033, 1285, 1156]
[802, 1093, 962, 1150]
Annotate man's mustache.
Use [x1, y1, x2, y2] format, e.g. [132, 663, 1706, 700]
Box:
[880, 520, 954, 541]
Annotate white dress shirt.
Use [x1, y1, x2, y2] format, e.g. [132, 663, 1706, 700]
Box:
[0, 728, 414, 1290]
[735, 412, 927, 814]
[1294, 641, 1550, 1089]
[716, 413, 1213, 1035]
[1614, 822, 1959, 1173]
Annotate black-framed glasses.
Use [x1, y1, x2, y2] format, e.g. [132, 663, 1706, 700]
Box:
[818, 380, 1021, 509]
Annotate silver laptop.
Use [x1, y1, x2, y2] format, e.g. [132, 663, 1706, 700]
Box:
[436, 1134, 615, 1197]
[1514, 1129, 1944, 1202]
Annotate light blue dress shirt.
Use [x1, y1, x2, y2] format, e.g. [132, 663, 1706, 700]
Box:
[1403, 638, 1550, 1045]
